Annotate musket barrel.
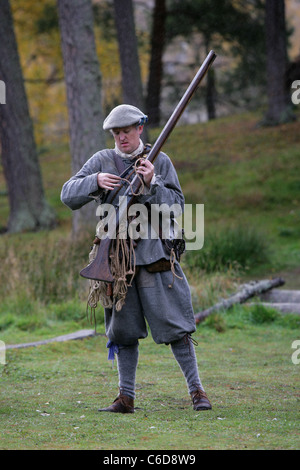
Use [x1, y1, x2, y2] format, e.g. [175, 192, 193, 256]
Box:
[147, 50, 217, 163]
[127, 50, 217, 196]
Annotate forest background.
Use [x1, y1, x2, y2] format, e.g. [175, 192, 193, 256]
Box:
[0, 0, 299, 451]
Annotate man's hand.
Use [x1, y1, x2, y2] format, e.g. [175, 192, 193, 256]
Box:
[136, 159, 154, 187]
[97, 172, 121, 190]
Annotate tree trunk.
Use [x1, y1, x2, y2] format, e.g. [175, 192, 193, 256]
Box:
[264, 0, 293, 125]
[146, 0, 167, 127]
[0, 0, 56, 233]
[113, 0, 149, 142]
[57, 0, 105, 237]
[113, 0, 144, 110]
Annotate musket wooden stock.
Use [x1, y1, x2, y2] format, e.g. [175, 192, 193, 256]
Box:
[80, 50, 217, 282]
[80, 237, 114, 282]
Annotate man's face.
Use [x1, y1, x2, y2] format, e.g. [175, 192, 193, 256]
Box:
[112, 125, 143, 154]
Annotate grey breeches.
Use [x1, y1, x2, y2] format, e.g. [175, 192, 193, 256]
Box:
[104, 264, 196, 345]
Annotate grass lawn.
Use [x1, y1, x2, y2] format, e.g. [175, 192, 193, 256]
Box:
[1, 310, 299, 450]
[0, 109, 299, 451]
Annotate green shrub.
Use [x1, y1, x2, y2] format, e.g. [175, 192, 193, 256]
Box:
[0, 313, 15, 331]
[203, 312, 227, 332]
[249, 304, 279, 324]
[185, 224, 270, 273]
[275, 313, 300, 329]
[48, 299, 95, 323]
[15, 315, 46, 332]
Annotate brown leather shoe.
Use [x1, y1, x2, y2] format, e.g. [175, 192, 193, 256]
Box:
[191, 388, 212, 411]
[98, 393, 134, 414]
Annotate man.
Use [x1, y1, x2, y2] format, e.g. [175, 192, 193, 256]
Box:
[61, 104, 212, 413]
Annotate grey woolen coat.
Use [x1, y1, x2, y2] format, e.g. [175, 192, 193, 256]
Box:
[61, 148, 196, 345]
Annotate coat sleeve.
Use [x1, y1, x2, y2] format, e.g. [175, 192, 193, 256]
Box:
[60, 153, 106, 210]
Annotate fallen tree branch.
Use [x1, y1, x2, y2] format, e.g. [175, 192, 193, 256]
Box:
[3, 329, 98, 350]
[194, 278, 285, 324]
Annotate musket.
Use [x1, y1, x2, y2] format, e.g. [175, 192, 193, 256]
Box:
[80, 50, 217, 282]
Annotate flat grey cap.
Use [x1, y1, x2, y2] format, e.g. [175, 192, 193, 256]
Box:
[103, 104, 148, 130]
